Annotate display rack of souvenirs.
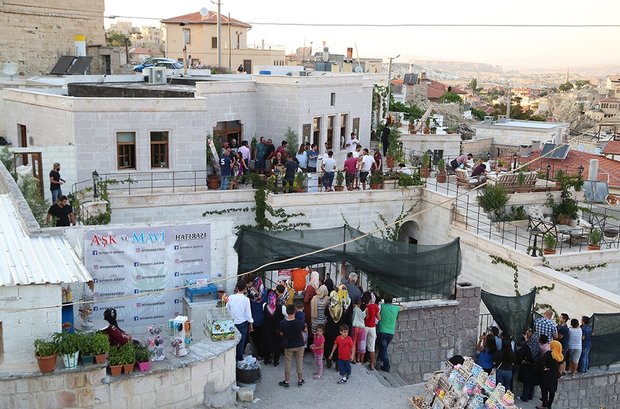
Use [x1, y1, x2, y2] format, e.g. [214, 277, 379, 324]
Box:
[410, 357, 519, 409]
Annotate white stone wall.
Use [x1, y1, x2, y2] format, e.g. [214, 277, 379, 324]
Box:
[0, 284, 61, 368]
[401, 133, 461, 159]
[544, 255, 620, 296]
[474, 124, 567, 146]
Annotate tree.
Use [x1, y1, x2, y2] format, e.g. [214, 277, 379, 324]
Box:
[529, 114, 546, 121]
[283, 127, 298, 158]
[558, 82, 574, 92]
[468, 78, 478, 93]
[438, 92, 463, 104]
[574, 80, 591, 90]
[106, 33, 131, 47]
[470, 108, 486, 121]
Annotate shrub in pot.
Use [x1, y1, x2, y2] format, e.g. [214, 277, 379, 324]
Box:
[135, 344, 152, 372]
[91, 332, 111, 364]
[119, 342, 136, 374]
[543, 233, 557, 255]
[108, 347, 123, 376]
[33, 338, 58, 373]
[369, 172, 384, 189]
[588, 229, 602, 250]
[52, 332, 80, 369]
[420, 152, 430, 178]
[334, 170, 345, 191]
[436, 159, 447, 183]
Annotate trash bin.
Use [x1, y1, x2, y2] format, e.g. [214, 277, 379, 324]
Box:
[307, 173, 319, 193]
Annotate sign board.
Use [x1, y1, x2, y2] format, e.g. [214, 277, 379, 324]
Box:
[83, 224, 211, 331]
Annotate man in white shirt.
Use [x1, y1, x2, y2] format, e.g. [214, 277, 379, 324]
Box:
[238, 141, 251, 175]
[360, 148, 376, 190]
[345, 132, 360, 153]
[226, 281, 254, 361]
[321, 150, 337, 191]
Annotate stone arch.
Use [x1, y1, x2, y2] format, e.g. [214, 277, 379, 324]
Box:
[398, 220, 419, 244]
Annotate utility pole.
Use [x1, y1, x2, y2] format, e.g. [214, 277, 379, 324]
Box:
[216, 0, 222, 67]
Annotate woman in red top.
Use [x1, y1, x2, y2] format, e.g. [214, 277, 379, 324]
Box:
[362, 292, 381, 370]
[102, 308, 132, 347]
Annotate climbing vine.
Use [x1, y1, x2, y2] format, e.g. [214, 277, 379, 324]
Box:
[489, 255, 520, 296]
[554, 263, 607, 273]
[202, 207, 253, 216]
[248, 174, 310, 231]
[373, 202, 418, 241]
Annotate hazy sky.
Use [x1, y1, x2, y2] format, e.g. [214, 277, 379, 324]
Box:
[104, 0, 620, 70]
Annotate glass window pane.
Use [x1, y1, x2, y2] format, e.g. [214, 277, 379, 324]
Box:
[117, 132, 135, 143]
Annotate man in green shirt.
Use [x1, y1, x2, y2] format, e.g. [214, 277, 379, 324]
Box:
[377, 294, 403, 372]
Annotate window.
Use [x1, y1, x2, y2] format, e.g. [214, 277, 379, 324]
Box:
[183, 28, 191, 45]
[117, 132, 136, 169]
[150, 131, 169, 168]
[340, 114, 348, 149]
[312, 117, 322, 149]
[211, 37, 218, 49]
[327, 115, 335, 150]
[330, 93, 336, 106]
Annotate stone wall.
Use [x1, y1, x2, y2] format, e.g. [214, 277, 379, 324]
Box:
[0, 338, 237, 409]
[0, 0, 106, 76]
[390, 284, 480, 384]
[551, 367, 620, 409]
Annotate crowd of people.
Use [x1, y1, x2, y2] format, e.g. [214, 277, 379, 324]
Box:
[475, 309, 593, 409]
[226, 266, 403, 387]
[218, 134, 386, 192]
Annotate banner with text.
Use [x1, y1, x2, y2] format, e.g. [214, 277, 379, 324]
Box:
[83, 225, 211, 331]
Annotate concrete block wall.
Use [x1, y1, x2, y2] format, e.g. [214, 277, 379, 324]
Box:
[0, 342, 236, 409]
[390, 283, 481, 384]
[0, 284, 61, 367]
[551, 368, 620, 409]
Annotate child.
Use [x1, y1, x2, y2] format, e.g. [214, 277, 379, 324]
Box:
[351, 299, 366, 363]
[328, 324, 355, 384]
[295, 302, 308, 347]
[310, 324, 325, 379]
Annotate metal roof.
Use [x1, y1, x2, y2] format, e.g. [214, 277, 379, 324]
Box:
[0, 195, 93, 286]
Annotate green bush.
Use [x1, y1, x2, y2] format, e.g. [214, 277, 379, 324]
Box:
[34, 338, 58, 357]
[478, 184, 510, 221]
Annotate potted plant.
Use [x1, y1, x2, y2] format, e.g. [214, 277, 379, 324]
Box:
[369, 172, 384, 190]
[119, 342, 136, 374]
[108, 347, 123, 376]
[436, 159, 447, 183]
[33, 338, 58, 373]
[420, 152, 430, 178]
[588, 229, 602, 250]
[334, 170, 345, 191]
[478, 184, 510, 221]
[423, 117, 431, 134]
[547, 177, 579, 225]
[91, 332, 110, 364]
[79, 332, 95, 366]
[398, 173, 418, 188]
[383, 170, 399, 189]
[293, 172, 306, 193]
[543, 233, 557, 255]
[52, 332, 80, 370]
[135, 344, 152, 372]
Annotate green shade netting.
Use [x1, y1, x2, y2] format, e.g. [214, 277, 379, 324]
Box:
[590, 312, 620, 367]
[234, 225, 461, 300]
[481, 289, 536, 339]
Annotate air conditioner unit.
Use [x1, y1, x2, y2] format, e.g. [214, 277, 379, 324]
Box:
[149, 67, 167, 84]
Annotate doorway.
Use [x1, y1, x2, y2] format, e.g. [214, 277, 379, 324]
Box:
[18, 124, 27, 165]
[213, 120, 243, 148]
[243, 59, 252, 74]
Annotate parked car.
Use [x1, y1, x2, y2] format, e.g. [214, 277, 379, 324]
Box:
[133, 58, 176, 72]
[154, 61, 183, 70]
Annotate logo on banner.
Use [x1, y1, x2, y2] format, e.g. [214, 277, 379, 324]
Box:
[90, 234, 118, 247]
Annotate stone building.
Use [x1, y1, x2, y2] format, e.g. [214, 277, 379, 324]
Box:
[161, 11, 285, 72]
[2, 73, 372, 201]
[0, 0, 106, 75]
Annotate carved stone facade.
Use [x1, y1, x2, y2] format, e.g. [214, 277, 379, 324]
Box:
[0, 0, 106, 75]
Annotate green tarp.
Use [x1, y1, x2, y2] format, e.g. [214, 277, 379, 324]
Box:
[234, 225, 462, 300]
[481, 289, 536, 339]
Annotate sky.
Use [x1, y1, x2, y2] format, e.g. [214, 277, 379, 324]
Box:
[104, 0, 620, 71]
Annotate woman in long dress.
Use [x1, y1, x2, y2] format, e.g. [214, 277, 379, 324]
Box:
[303, 271, 320, 346]
[261, 289, 284, 366]
[323, 287, 352, 369]
[311, 285, 329, 334]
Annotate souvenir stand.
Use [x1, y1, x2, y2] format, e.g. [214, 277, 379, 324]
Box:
[410, 357, 520, 409]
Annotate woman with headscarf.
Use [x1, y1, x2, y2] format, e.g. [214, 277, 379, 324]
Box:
[536, 339, 563, 409]
[324, 274, 335, 294]
[303, 271, 320, 347]
[261, 288, 284, 366]
[517, 329, 537, 402]
[311, 285, 329, 334]
[102, 308, 132, 347]
[323, 287, 352, 369]
[247, 277, 265, 359]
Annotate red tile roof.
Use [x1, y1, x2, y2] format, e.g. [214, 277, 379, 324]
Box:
[512, 150, 620, 188]
[603, 141, 620, 155]
[161, 11, 251, 28]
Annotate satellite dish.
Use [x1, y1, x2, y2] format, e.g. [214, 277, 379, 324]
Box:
[3, 62, 18, 77]
[353, 65, 363, 73]
[199, 7, 209, 17]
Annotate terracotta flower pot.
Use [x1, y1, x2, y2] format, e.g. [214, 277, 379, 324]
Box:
[36, 354, 57, 373]
[95, 354, 107, 365]
[587, 245, 601, 251]
[386, 156, 395, 168]
[123, 363, 134, 374]
[543, 248, 556, 255]
[207, 175, 220, 190]
[370, 183, 383, 190]
[334, 185, 345, 191]
[436, 173, 447, 183]
[109, 364, 123, 376]
[420, 168, 430, 178]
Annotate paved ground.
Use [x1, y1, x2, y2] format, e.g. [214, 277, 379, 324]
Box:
[232, 352, 544, 409]
[235, 352, 425, 409]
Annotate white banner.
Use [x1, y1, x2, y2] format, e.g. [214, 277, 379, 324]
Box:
[83, 225, 211, 331]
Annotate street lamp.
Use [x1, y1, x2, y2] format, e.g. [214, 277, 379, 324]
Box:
[512, 153, 518, 171]
[386, 54, 400, 119]
[426, 149, 433, 168]
[546, 163, 551, 180]
[578, 164, 584, 176]
[92, 170, 100, 200]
